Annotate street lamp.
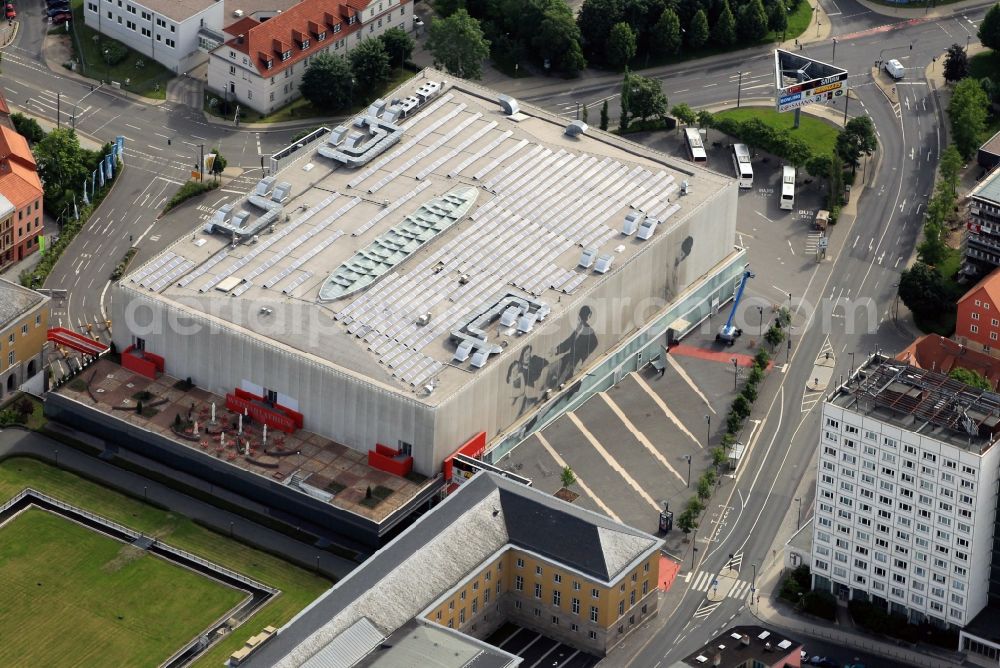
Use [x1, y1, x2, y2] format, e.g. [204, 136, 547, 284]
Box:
[757, 305, 764, 336]
[736, 71, 743, 108]
[751, 563, 758, 603]
[683, 454, 692, 487]
[832, 38, 837, 64]
[731, 357, 739, 390]
[849, 351, 855, 377]
[691, 527, 698, 568]
[795, 497, 802, 530]
[704, 414, 711, 449]
[966, 35, 972, 53]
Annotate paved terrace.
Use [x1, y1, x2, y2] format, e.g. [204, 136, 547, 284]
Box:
[124, 72, 728, 401]
[55, 358, 432, 522]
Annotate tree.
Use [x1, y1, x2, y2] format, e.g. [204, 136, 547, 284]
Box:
[835, 116, 878, 171]
[350, 38, 391, 93]
[949, 367, 993, 390]
[712, 0, 737, 47]
[979, 3, 1000, 51]
[533, 5, 587, 75]
[560, 465, 577, 488]
[764, 324, 785, 347]
[943, 43, 970, 83]
[688, 9, 709, 49]
[209, 148, 227, 179]
[898, 262, 952, 322]
[917, 220, 948, 266]
[677, 508, 698, 534]
[299, 53, 354, 111]
[653, 8, 682, 56]
[697, 475, 713, 500]
[768, 0, 788, 36]
[620, 71, 632, 131]
[607, 22, 637, 68]
[600, 99, 609, 130]
[806, 152, 833, 180]
[626, 74, 668, 123]
[949, 77, 990, 160]
[738, 0, 769, 43]
[427, 9, 491, 80]
[380, 27, 415, 69]
[33, 129, 93, 217]
[671, 102, 697, 127]
[577, 0, 625, 60]
[939, 144, 963, 196]
[10, 113, 44, 144]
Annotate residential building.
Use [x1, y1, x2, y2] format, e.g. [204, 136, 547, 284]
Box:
[236, 471, 663, 666]
[964, 170, 1000, 275]
[813, 355, 1000, 630]
[956, 268, 1000, 356]
[0, 124, 44, 270]
[672, 625, 802, 668]
[898, 333, 1000, 388]
[0, 277, 51, 398]
[110, 71, 742, 478]
[0, 91, 12, 130]
[206, 0, 412, 115]
[83, 0, 225, 74]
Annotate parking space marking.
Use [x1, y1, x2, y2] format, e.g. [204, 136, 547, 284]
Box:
[598, 392, 686, 485]
[665, 356, 716, 414]
[566, 412, 661, 512]
[632, 374, 703, 448]
[535, 432, 622, 522]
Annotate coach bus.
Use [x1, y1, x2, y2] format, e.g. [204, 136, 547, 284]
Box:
[684, 128, 707, 163]
[780, 165, 796, 211]
[731, 143, 753, 189]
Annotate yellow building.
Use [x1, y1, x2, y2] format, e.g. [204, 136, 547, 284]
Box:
[240, 472, 664, 667]
[0, 276, 50, 398]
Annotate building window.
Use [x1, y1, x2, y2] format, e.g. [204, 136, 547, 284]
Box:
[554, 573, 562, 584]
[572, 597, 580, 614]
[573, 581, 580, 591]
[590, 606, 599, 622]
[534, 583, 542, 599]
[534, 608, 541, 618]
[553, 590, 561, 607]
[535, 565, 542, 576]
[459, 608, 465, 624]
[972, 312, 981, 320]
[591, 588, 599, 598]
[589, 630, 598, 640]
[618, 601, 624, 616]
[166, 38, 175, 48]
[515, 600, 521, 610]
[8, 351, 14, 366]
[971, 324, 979, 333]
[514, 575, 523, 591]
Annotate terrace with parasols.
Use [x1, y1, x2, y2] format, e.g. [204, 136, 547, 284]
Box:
[54, 358, 436, 523]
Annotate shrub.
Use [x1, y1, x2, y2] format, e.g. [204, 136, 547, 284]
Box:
[711, 447, 727, 467]
[754, 348, 770, 368]
[101, 39, 129, 66]
[801, 590, 837, 620]
[747, 365, 764, 386]
[741, 383, 758, 404]
[776, 307, 792, 328]
[163, 180, 220, 214]
[726, 410, 744, 434]
[720, 432, 736, 449]
[764, 324, 785, 347]
[731, 395, 751, 419]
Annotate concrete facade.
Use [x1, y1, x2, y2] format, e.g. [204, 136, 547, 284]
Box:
[83, 0, 224, 74]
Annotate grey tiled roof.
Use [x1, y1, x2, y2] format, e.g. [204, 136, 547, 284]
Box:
[247, 472, 662, 668]
[0, 278, 44, 330]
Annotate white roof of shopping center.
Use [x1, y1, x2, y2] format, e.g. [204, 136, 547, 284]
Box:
[124, 71, 730, 400]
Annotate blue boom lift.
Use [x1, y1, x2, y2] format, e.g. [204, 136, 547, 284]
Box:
[716, 267, 754, 346]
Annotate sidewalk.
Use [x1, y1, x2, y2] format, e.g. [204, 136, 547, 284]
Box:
[855, 0, 995, 19]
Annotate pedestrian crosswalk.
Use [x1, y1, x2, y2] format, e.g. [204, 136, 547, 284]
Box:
[686, 570, 753, 601]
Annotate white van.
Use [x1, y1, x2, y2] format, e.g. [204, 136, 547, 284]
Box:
[731, 143, 753, 189]
[884, 59, 905, 80]
[780, 165, 796, 211]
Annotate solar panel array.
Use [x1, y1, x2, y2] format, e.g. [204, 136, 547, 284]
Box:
[329, 105, 681, 387]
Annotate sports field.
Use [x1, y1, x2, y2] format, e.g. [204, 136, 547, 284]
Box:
[0, 457, 331, 667]
[0, 507, 246, 666]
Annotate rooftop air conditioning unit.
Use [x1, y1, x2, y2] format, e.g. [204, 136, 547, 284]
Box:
[594, 254, 613, 274]
[233, 9, 244, 17]
[681, 180, 691, 195]
[453, 340, 473, 363]
[459, 274, 470, 284]
[579, 247, 597, 269]
[623, 211, 644, 236]
[416, 313, 431, 326]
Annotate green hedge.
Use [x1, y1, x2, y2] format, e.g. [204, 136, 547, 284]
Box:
[163, 180, 220, 215]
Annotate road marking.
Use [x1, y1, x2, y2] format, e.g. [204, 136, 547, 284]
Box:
[664, 356, 715, 414]
[704, 83, 718, 87]
[534, 432, 621, 522]
[632, 373, 703, 448]
[787, 240, 795, 256]
[598, 392, 686, 485]
[566, 412, 660, 512]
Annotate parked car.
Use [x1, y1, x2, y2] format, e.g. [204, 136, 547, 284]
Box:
[808, 658, 838, 668]
[46, 5, 69, 16]
[5, 3, 16, 19]
[50, 11, 71, 23]
[46, 0, 68, 6]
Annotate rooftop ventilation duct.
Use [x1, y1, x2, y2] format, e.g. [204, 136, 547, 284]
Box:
[271, 181, 292, 203]
[579, 247, 597, 268]
[499, 305, 520, 328]
[470, 349, 490, 368]
[636, 217, 658, 240]
[516, 312, 537, 333]
[565, 120, 587, 137]
[594, 254, 613, 274]
[454, 340, 473, 363]
[623, 211, 644, 236]
[254, 176, 276, 197]
[498, 94, 520, 115]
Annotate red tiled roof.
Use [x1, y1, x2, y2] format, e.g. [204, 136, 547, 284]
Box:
[897, 334, 1000, 390]
[0, 91, 9, 117]
[0, 126, 42, 207]
[959, 267, 1000, 309]
[222, 0, 381, 76]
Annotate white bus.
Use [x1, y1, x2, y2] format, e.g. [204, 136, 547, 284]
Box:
[684, 128, 707, 163]
[780, 165, 796, 210]
[731, 143, 753, 189]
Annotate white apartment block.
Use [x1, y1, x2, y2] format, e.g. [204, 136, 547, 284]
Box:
[206, 0, 411, 115]
[84, 0, 225, 74]
[812, 356, 1000, 631]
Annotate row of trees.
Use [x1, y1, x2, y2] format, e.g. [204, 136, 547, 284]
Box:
[300, 27, 414, 111]
[676, 314, 790, 535]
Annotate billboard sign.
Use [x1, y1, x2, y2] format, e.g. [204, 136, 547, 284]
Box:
[774, 49, 849, 113]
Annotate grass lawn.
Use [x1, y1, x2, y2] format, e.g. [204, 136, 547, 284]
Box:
[713, 106, 840, 158]
[0, 457, 332, 667]
[206, 68, 417, 124]
[68, 0, 172, 99]
[0, 508, 245, 666]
